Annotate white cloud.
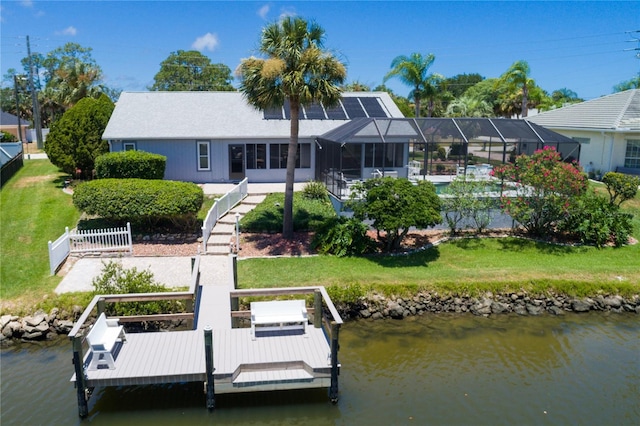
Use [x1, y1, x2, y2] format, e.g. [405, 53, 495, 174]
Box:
[56, 26, 77, 36]
[191, 32, 219, 52]
[258, 4, 269, 19]
[20, 0, 33, 8]
[279, 7, 296, 21]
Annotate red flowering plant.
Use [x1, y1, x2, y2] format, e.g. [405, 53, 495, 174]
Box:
[493, 146, 587, 235]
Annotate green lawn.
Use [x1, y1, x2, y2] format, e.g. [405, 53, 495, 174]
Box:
[239, 182, 640, 298]
[1, 161, 638, 313]
[238, 236, 640, 297]
[1, 160, 80, 301]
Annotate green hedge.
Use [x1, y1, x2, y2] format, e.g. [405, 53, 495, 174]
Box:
[95, 150, 166, 179]
[73, 179, 203, 223]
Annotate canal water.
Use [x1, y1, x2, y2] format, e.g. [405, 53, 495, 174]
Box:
[1, 313, 638, 425]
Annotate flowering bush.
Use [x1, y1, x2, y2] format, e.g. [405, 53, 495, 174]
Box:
[493, 146, 587, 235]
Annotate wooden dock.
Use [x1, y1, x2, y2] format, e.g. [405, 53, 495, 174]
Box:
[68, 255, 342, 417]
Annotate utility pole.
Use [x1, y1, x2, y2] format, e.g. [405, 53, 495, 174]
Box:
[26, 35, 44, 150]
[13, 75, 23, 143]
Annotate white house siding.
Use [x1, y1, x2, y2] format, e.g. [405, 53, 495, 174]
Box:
[530, 129, 638, 174]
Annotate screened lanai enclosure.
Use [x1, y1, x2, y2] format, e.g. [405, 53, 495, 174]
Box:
[315, 117, 581, 199]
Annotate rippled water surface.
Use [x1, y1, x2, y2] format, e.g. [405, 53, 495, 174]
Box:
[2, 314, 638, 425]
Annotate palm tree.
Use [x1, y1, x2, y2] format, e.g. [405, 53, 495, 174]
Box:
[384, 53, 438, 117]
[446, 95, 493, 117]
[237, 17, 346, 239]
[498, 60, 534, 117]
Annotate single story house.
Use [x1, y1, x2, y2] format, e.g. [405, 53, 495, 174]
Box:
[102, 91, 404, 183]
[0, 110, 30, 142]
[526, 89, 640, 176]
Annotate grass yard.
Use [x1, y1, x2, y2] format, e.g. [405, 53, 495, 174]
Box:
[238, 236, 640, 297]
[1, 160, 80, 302]
[239, 180, 640, 298]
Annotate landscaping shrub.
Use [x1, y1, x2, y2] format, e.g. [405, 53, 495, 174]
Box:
[301, 180, 328, 200]
[348, 178, 442, 252]
[602, 172, 640, 207]
[559, 191, 633, 247]
[44, 94, 114, 178]
[311, 217, 376, 256]
[240, 192, 336, 232]
[494, 146, 587, 235]
[441, 177, 495, 234]
[73, 178, 203, 227]
[92, 261, 181, 317]
[1, 131, 18, 142]
[95, 150, 166, 179]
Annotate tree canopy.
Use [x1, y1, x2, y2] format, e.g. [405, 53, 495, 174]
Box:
[4, 43, 114, 127]
[237, 16, 346, 239]
[384, 53, 442, 117]
[613, 76, 640, 92]
[149, 50, 234, 91]
[44, 94, 114, 178]
[348, 178, 442, 252]
[497, 60, 535, 118]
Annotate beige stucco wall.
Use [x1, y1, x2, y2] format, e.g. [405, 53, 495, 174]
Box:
[542, 128, 639, 175]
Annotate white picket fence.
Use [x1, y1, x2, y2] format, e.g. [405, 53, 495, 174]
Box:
[48, 223, 133, 275]
[201, 178, 248, 251]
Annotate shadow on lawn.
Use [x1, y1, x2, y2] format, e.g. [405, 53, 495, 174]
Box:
[364, 246, 441, 268]
[496, 236, 589, 255]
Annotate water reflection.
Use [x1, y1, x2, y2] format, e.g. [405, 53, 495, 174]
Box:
[1, 314, 638, 425]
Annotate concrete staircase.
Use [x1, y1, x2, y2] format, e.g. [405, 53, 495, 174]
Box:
[205, 194, 266, 255]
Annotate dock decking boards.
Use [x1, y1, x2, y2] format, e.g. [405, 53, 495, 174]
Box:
[70, 255, 341, 416]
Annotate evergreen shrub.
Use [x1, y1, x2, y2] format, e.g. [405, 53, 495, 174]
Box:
[73, 178, 203, 225]
[95, 150, 166, 179]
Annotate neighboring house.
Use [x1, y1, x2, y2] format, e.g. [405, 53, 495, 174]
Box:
[102, 91, 404, 183]
[526, 89, 640, 176]
[0, 110, 30, 142]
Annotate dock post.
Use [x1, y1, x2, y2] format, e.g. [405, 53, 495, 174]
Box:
[313, 289, 322, 328]
[72, 335, 89, 417]
[329, 321, 340, 404]
[204, 326, 215, 410]
[96, 298, 105, 316]
[230, 254, 239, 327]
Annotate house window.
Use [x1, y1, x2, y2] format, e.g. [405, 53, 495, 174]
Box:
[123, 142, 136, 151]
[572, 137, 590, 145]
[246, 144, 267, 169]
[269, 143, 311, 169]
[624, 139, 640, 169]
[197, 141, 210, 171]
[365, 143, 403, 168]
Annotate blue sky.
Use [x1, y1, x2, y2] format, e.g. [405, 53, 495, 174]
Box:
[1, 1, 638, 100]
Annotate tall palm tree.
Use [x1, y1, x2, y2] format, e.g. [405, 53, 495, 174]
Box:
[384, 53, 437, 117]
[498, 60, 534, 118]
[237, 17, 346, 239]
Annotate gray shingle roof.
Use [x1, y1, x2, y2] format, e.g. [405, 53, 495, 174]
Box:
[526, 89, 640, 131]
[102, 91, 404, 140]
[0, 110, 21, 126]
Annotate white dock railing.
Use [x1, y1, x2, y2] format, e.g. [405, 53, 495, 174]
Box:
[48, 223, 133, 275]
[201, 178, 248, 251]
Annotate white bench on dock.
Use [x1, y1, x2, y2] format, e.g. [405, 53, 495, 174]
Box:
[86, 313, 126, 370]
[250, 300, 308, 340]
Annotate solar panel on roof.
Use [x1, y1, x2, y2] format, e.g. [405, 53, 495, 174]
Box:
[304, 102, 326, 119]
[359, 97, 388, 118]
[341, 97, 367, 118]
[283, 99, 303, 119]
[326, 102, 348, 119]
[263, 106, 283, 120]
